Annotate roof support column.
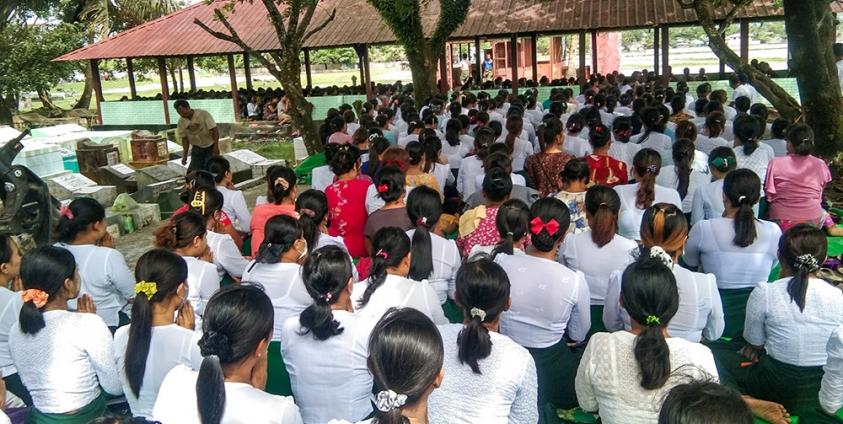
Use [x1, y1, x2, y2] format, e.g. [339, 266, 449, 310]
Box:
[661, 26, 670, 78]
[126, 58, 137, 100]
[304, 48, 313, 90]
[591, 30, 598, 76]
[227, 54, 240, 122]
[91, 59, 104, 125]
[356, 44, 365, 91]
[187, 56, 197, 93]
[578, 31, 586, 82]
[474, 37, 482, 82]
[510, 34, 519, 93]
[363, 44, 373, 100]
[530, 33, 538, 82]
[157, 57, 171, 125]
[653, 28, 660, 76]
[449, 43, 455, 88]
[244, 53, 253, 91]
[740, 20, 750, 63]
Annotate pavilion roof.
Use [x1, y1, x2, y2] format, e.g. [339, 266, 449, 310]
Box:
[56, 0, 843, 61]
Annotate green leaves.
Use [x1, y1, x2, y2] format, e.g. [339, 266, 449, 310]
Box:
[0, 21, 84, 95]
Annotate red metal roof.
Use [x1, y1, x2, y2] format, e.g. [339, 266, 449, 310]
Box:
[56, 0, 843, 61]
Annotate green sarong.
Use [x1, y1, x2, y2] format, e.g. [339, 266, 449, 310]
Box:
[27, 392, 105, 424]
[586, 305, 606, 341]
[527, 339, 580, 410]
[441, 299, 464, 324]
[266, 341, 293, 397]
[714, 348, 826, 419]
[719, 287, 754, 340]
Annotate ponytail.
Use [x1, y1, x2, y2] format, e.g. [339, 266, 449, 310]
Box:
[585, 186, 621, 248]
[56, 197, 105, 243]
[296, 190, 329, 253]
[407, 187, 441, 282]
[633, 149, 661, 209]
[126, 249, 187, 397]
[252, 215, 302, 269]
[18, 246, 76, 335]
[196, 354, 226, 424]
[723, 169, 761, 248]
[445, 119, 462, 147]
[672, 139, 695, 200]
[300, 246, 352, 340]
[537, 117, 565, 153]
[779, 224, 827, 312]
[154, 211, 206, 250]
[504, 115, 523, 155]
[734, 115, 762, 156]
[455, 258, 510, 374]
[266, 165, 297, 205]
[786, 124, 815, 157]
[358, 228, 411, 309]
[491, 199, 530, 258]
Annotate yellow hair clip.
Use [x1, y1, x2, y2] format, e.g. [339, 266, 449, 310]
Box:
[190, 191, 206, 215]
[135, 281, 158, 299]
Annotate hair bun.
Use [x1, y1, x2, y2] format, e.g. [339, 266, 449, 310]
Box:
[199, 330, 233, 362]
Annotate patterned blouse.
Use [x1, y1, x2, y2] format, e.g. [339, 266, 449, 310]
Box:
[525, 152, 575, 197]
[457, 206, 500, 258]
[554, 191, 589, 234]
[325, 176, 372, 258]
[586, 154, 628, 187]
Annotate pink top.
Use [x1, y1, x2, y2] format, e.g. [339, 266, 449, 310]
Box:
[328, 132, 352, 145]
[249, 203, 298, 254]
[326, 176, 372, 258]
[457, 206, 500, 257]
[765, 154, 831, 221]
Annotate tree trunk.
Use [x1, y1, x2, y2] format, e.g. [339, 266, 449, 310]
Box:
[0, 94, 14, 125]
[405, 44, 438, 109]
[169, 63, 179, 94]
[37, 89, 61, 111]
[688, 0, 802, 121]
[267, 51, 322, 154]
[783, 0, 843, 160]
[72, 61, 94, 110]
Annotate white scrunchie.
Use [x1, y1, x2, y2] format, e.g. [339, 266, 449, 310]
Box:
[375, 389, 408, 412]
[470, 307, 487, 322]
[649, 246, 674, 268]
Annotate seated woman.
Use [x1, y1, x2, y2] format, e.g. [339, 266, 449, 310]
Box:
[0, 235, 28, 406]
[326, 145, 372, 259]
[659, 382, 754, 424]
[55, 198, 134, 331]
[457, 168, 513, 257]
[500, 115, 534, 174]
[152, 284, 303, 423]
[457, 127, 495, 198]
[428, 257, 538, 423]
[613, 148, 682, 241]
[631, 107, 673, 165]
[716, 225, 843, 420]
[554, 158, 590, 234]
[560, 186, 638, 335]
[684, 169, 781, 338]
[765, 124, 836, 234]
[656, 138, 711, 216]
[497, 198, 590, 409]
[405, 141, 442, 196]
[469, 198, 530, 258]
[175, 171, 242, 249]
[585, 123, 628, 187]
[365, 166, 413, 255]
[691, 146, 737, 226]
[351, 227, 447, 325]
[820, 325, 843, 418]
[280, 246, 374, 423]
[406, 186, 462, 320]
[695, 111, 732, 155]
[525, 117, 574, 196]
[113, 249, 201, 418]
[733, 115, 775, 194]
[575, 251, 719, 423]
[473, 148, 527, 194]
[189, 190, 249, 281]
[11, 246, 122, 422]
[154, 212, 220, 325]
[250, 165, 299, 254]
[604, 203, 725, 343]
[207, 156, 251, 235]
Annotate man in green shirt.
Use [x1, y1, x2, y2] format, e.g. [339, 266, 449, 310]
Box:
[175, 100, 219, 172]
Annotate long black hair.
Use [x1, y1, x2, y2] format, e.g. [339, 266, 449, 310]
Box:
[18, 246, 77, 335]
[445, 118, 462, 147]
[585, 186, 621, 248]
[154, 211, 206, 251]
[482, 167, 513, 203]
[455, 257, 510, 374]
[56, 197, 105, 243]
[621, 252, 679, 390]
[265, 165, 297, 205]
[375, 166, 406, 203]
[407, 186, 441, 282]
[196, 284, 274, 424]
[734, 114, 763, 156]
[206, 156, 230, 184]
[672, 138, 695, 200]
[188, 189, 224, 223]
[786, 124, 814, 156]
[296, 190, 329, 254]
[368, 308, 444, 424]
[779, 224, 827, 312]
[723, 169, 761, 248]
[125, 249, 187, 397]
[329, 144, 361, 176]
[299, 246, 353, 340]
[537, 117, 565, 153]
[252, 215, 302, 270]
[636, 107, 665, 145]
[529, 198, 570, 252]
[633, 148, 662, 210]
[491, 199, 530, 258]
[358, 227, 411, 309]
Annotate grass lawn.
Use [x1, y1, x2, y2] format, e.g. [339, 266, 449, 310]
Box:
[231, 139, 295, 163]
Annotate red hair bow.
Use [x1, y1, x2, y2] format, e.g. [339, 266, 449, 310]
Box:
[530, 217, 560, 236]
[377, 184, 389, 193]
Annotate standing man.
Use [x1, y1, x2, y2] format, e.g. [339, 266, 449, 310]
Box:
[175, 100, 219, 172]
[483, 53, 494, 81]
